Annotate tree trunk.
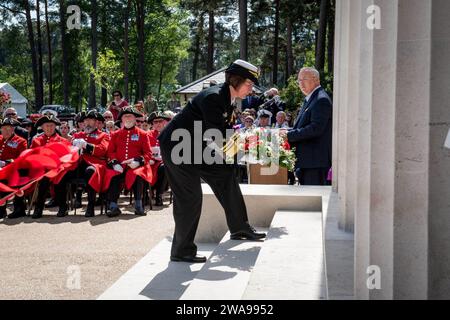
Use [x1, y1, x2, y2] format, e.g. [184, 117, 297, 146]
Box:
[23, 0, 41, 111]
[286, 15, 294, 79]
[100, 0, 108, 107]
[89, 0, 98, 110]
[59, 0, 70, 106]
[207, 9, 214, 74]
[192, 13, 204, 81]
[238, 0, 247, 60]
[272, 0, 280, 85]
[123, 0, 131, 101]
[44, 0, 53, 104]
[315, 0, 329, 74]
[35, 0, 44, 108]
[136, 0, 145, 100]
[157, 50, 166, 102]
[327, 0, 335, 75]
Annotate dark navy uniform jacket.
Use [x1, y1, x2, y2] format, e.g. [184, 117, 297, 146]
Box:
[158, 83, 235, 164]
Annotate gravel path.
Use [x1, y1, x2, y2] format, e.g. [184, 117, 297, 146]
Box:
[0, 201, 174, 300]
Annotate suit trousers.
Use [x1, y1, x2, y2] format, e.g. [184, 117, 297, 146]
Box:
[295, 167, 330, 186]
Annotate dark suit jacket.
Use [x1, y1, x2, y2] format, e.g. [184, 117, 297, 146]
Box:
[241, 96, 259, 112]
[287, 87, 332, 169]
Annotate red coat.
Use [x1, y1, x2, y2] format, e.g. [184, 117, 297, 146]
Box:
[31, 132, 66, 148]
[148, 129, 162, 185]
[73, 129, 109, 165]
[30, 133, 74, 184]
[106, 126, 153, 190]
[0, 134, 27, 164]
[72, 129, 112, 193]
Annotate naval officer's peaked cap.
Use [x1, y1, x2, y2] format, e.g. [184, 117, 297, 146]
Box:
[225, 59, 260, 86]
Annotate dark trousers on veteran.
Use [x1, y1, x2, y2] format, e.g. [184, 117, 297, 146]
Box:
[0, 181, 26, 219]
[161, 146, 249, 257]
[107, 172, 145, 207]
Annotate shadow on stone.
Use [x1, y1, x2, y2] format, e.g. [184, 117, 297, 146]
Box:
[139, 261, 199, 300]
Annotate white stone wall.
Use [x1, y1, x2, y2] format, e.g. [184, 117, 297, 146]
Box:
[334, 0, 450, 299]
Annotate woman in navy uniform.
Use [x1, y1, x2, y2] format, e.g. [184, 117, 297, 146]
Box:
[158, 60, 266, 263]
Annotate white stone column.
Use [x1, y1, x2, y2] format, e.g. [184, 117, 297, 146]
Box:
[391, 0, 430, 299]
[335, 0, 433, 299]
[428, 0, 450, 299]
[354, 0, 374, 301]
[334, 0, 353, 232]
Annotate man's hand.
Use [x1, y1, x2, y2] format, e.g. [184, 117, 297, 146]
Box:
[122, 159, 140, 169]
[113, 164, 124, 173]
[279, 129, 288, 138]
[73, 139, 87, 149]
[128, 161, 140, 169]
[0, 160, 5, 168]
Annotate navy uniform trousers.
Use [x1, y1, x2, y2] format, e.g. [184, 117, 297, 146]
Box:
[160, 145, 249, 258]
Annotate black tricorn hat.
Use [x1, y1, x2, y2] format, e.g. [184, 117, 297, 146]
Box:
[225, 59, 260, 86]
[147, 111, 171, 124]
[118, 107, 143, 121]
[83, 110, 105, 122]
[75, 111, 86, 123]
[0, 118, 20, 128]
[20, 118, 33, 127]
[35, 114, 61, 128]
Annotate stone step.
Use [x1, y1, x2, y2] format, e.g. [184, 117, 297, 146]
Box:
[97, 238, 216, 300]
[242, 210, 327, 300]
[197, 184, 331, 243]
[180, 229, 268, 300]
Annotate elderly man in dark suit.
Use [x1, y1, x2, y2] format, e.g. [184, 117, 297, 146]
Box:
[284, 67, 332, 185]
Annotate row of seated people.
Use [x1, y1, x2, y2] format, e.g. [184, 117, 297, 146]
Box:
[0, 107, 171, 219]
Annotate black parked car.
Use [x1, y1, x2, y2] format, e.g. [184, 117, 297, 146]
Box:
[38, 105, 76, 121]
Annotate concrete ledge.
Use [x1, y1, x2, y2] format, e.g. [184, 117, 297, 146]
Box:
[242, 211, 327, 300]
[97, 238, 216, 300]
[322, 191, 354, 299]
[196, 184, 330, 243]
[181, 230, 267, 300]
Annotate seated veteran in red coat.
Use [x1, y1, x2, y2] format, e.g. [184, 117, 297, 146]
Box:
[106, 107, 152, 217]
[71, 110, 110, 217]
[0, 118, 28, 219]
[30, 115, 67, 219]
[147, 111, 172, 206]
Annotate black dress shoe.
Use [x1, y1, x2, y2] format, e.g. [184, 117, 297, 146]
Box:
[94, 198, 103, 206]
[84, 205, 95, 218]
[32, 207, 44, 219]
[155, 195, 163, 206]
[7, 208, 26, 219]
[45, 199, 57, 208]
[134, 207, 146, 216]
[0, 206, 6, 219]
[106, 207, 121, 218]
[170, 255, 207, 263]
[56, 207, 68, 217]
[230, 226, 266, 240]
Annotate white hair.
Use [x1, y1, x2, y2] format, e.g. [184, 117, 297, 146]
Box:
[299, 67, 320, 82]
[269, 88, 279, 95]
[3, 107, 16, 117]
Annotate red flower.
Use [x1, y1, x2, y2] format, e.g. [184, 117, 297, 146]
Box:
[282, 141, 291, 150]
